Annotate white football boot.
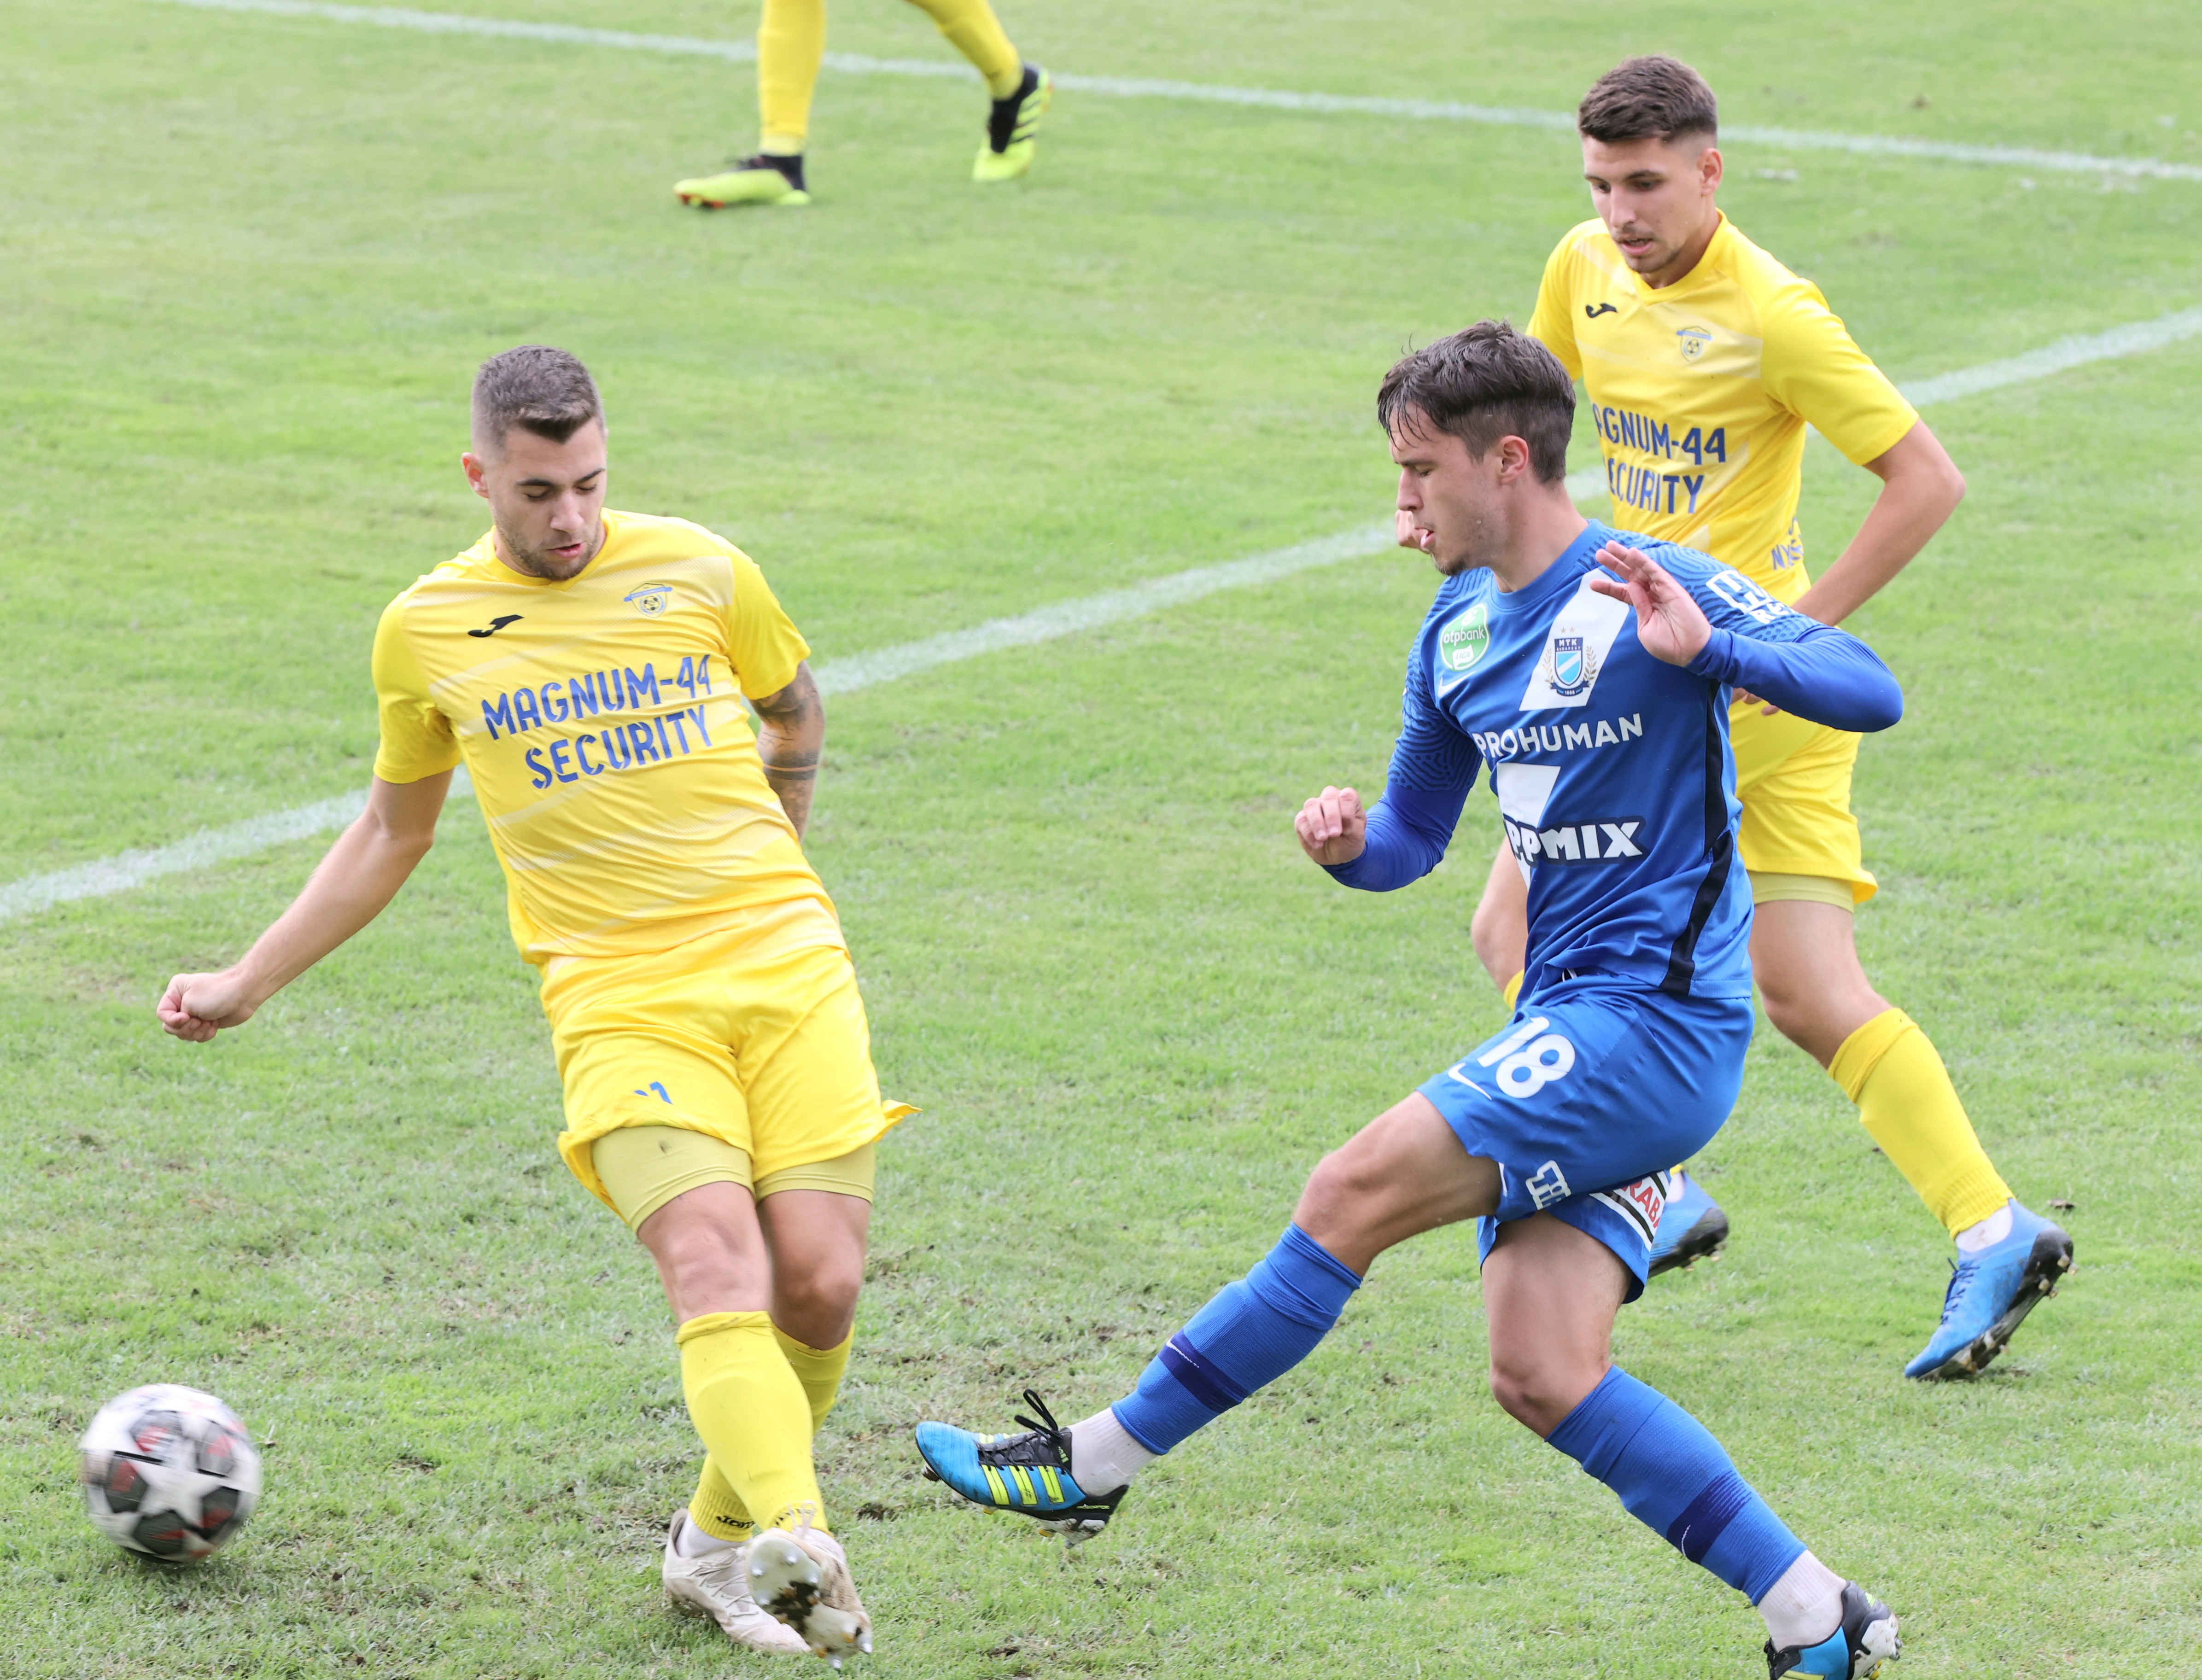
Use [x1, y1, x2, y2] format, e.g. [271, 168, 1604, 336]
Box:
[747, 1521, 873, 1666]
[661, 1508, 811, 1654]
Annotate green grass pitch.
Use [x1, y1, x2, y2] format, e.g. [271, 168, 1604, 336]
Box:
[4, 0, 2201, 1674]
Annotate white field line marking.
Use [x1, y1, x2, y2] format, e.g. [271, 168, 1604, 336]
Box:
[6, 317, 2202, 927]
[810, 524, 1392, 694]
[153, 0, 2202, 183]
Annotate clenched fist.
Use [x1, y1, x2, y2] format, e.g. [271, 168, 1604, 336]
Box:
[157, 970, 260, 1043]
[1295, 785, 1367, 866]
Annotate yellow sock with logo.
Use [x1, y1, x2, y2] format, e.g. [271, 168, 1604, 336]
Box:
[689, 1456, 753, 1543]
[678, 1312, 828, 1536]
[775, 1326, 854, 1433]
[1830, 1009, 2011, 1237]
[903, 0, 1024, 96]
[1501, 970, 1524, 1010]
[686, 1326, 852, 1539]
[757, 0, 826, 154]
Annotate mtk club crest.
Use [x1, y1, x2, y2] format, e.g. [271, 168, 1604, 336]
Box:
[624, 583, 675, 618]
[1539, 628, 1599, 699]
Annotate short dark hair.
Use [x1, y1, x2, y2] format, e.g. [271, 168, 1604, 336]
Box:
[472, 345, 603, 450]
[1577, 55, 1718, 147]
[1376, 321, 1575, 485]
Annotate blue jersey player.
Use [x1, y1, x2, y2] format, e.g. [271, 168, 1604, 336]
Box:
[917, 324, 1906, 1679]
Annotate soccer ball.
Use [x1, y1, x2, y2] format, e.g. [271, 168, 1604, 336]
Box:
[79, 1384, 261, 1561]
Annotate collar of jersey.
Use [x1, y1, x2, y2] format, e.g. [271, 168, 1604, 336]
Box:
[1482, 520, 1611, 619]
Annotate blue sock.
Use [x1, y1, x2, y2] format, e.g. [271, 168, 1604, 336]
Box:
[1545, 1366, 1806, 1603]
[1110, 1225, 1361, 1454]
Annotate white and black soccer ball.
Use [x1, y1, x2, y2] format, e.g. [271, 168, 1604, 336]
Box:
[78, 1384, 261, 1561]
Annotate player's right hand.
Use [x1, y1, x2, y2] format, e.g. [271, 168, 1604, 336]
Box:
[1394, 510, 1434, 554]
[157, 970, 259, 1042]
[1295, 785, 1367, 866]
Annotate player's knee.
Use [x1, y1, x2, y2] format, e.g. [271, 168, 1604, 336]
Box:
[1296, 1144, 1385, 1242]
[1487, 1347, 1591, 1437]
[775, 1254, 863, 1342]
[645, 1207, 768, 1307]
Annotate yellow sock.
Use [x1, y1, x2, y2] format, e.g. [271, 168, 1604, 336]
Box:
[1830, 1008, 2011, 1237]
[757, 0, 826, 154]
[678, 1311, 828, 1536]
[1501, 970, 1524, 1010]
[686, 1326, 852, 1539]
[903, 0, 1023, 96]
[775, 1325, 854, 1433]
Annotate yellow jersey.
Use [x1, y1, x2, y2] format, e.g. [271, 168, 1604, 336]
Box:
[372, 508, 839, 963]
[1527, 214, 1917, 603]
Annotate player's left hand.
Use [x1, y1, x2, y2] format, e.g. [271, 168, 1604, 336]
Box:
[1588, 541, 1712, 667]
[1733, 688, 1783, 717]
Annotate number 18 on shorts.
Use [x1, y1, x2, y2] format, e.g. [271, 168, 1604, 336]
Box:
[1415, 978, 1756, 1297]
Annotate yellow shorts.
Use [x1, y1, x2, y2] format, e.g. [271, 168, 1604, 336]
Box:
[1729, 699, 1878, 907]
[591, 1127, 876, 1231]
[540, 915, 914, 1216]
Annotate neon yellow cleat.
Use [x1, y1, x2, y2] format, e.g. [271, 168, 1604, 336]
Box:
[973, 64, 1050, 183]
[676, 154, 811, 209]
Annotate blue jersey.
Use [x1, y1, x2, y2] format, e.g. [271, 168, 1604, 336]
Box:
[1327, 520, 1902, 998]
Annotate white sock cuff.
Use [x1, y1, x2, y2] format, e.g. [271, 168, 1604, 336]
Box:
[673, 1511, 741, 1558]
[1067, 1406, 1156, 1495]
[1758, 1550, 1846, 1650]
[1955, 1201, 2015, 1253]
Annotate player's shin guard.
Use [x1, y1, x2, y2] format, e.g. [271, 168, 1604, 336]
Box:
[756, 0, 826, 154]
[678, 1312, 828, 1537]
[775, 1325, 853, 1434]
[689, 1326, 850, 1539]
[1833, 1008, 2010, 1236]
[1111, 1225, 1361, 1455]
[1547, 1367, 1805, 1604]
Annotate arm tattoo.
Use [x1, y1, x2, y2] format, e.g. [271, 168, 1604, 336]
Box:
[752, 664, 824, 837]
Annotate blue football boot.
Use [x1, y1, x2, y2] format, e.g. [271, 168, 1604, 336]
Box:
[1765, 1581, 1901, 1678]
[1905, 1201, 2073, 1379]
[1648, 1170, 1730, 1277]
[914, 1390, 1126, 1546]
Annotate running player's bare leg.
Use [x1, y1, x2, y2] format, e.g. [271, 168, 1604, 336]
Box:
[1483, 1213, 1629, 1435]
[1747, 900, 1887, 1066]
[1291, 1093, 1499, 1273]
[758, 1189, 870, 1352]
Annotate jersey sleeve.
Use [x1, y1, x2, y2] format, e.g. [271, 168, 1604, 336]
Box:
[1324, 635, 1486, 892]
[1655, 548, 1904, 733]
[1758, 280, 1918, 467]
[370, 594, 461, 784]
[724, 548, 812, 701]
[1525, 229, 1585, 381]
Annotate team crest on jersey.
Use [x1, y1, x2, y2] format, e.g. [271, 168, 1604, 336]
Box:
[1539, 630, 1599, 698]
[1675, 326, 1714, 364]
[1439, 602, 1490, 674]
[623, 582, 676, 618]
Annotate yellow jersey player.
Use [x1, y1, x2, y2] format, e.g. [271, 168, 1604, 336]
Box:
[156, 346, 904, 1660]
[675, 0, 1051, 208]
[1441, 57, 2071, 1379]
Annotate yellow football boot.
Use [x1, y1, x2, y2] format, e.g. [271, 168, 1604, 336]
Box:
[972, 65, 1050, 183]
[676, 154, 811, 209]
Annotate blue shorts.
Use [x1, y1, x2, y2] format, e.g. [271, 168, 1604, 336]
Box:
[1417, 977, 1754, 1303]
